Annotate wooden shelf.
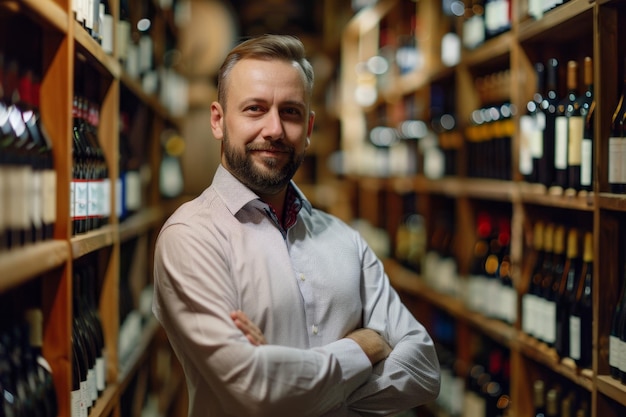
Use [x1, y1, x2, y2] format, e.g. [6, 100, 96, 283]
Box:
[74, 21, 121, 79]
[517, 0, 594, 43]
[597, 375, 626, 408]
[6, 0, 69, 34]
[71, 225, 116, 259]
[0, 240, 69, 292]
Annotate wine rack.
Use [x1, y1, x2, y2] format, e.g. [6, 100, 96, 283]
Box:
[0, 1, 186, 416]
[339, 1, 626, 416]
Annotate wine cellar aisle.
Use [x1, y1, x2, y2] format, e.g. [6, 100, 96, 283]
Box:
[0, 0, 187, 416]
[5, 0, 626, 417]
[338, 1, 626, 417]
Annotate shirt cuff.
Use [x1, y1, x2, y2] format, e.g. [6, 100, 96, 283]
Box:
[319, 338, 372, 397]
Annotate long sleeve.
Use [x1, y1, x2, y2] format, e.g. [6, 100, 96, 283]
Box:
[346, 242, 441, 415]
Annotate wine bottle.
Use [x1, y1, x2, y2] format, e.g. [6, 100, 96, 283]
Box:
[520, 63, 545, 183]
[523, 221, 545, 338]
[566, 60, 586, 194]
[618, 267, 626, 383]
[539, 59, 559, 189]
[71, 344, 83, 417]
[100, 0, 114, 54]
[609, 256, 626, 379]
[609, 57, 626, 194]
[468, 212, 492, 313]
[542, 224, 564, 347]
[536, 223, 555, 343]
[73, 270, 96, 412]
[576, 57, 594, 194]
[553, 61, 578, 193]
[29, 72, 56, 241]
[533, 379, 546, 417]
[555, 227, 579, 359]
[72, 324, 88, 417]
[546, 388, 559, 417]
[85, 263, 107, 394]
[484, 218, 504, 319]
[569, 231, 592, 368]
[71, 95, 88, 235]
[24, 308, 58, 417]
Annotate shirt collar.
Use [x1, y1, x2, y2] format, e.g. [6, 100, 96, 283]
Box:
[211, 164, 312, 217]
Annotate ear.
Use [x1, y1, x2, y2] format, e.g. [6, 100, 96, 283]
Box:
[306, 110, 315, 148]
[210, 101, 225, 140]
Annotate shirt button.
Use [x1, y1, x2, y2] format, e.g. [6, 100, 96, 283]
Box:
[299, 273, 305, 282]
[312, 325, 318, 335]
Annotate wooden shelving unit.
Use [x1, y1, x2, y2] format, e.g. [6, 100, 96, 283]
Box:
[340, 1, 626, 416]
[0, 0, 186, 415]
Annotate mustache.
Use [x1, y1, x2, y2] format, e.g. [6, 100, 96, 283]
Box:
[246, 143, 292, 153]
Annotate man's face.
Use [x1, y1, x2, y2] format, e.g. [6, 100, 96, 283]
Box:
[211, 58, 315, 196]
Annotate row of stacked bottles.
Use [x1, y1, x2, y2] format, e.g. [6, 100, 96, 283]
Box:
[0, 282, 57, 417]
[519, 56, 595, 195]
[0, 15, 56, 252]
[522, 222, 593, 369]
[433, 311, 511, 417]
[71, 259, 107, 417]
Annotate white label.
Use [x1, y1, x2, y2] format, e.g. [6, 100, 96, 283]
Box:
[554, 116, 568, 169]
[619, 339, 626, 373]
[580, 138, 592, 186]
[71, 389, 82, 417]
[501, 285, 517, 324]
[519, 115, 534, 175]
[569, 315, 581, 360]
[609, 137, 622, 184]
[568, 116, 584, 165]
[544, 300, 557, 344]
[96, 356, 106, 392]
[74, 180, 88, 220]
[610, 335, 620, 368]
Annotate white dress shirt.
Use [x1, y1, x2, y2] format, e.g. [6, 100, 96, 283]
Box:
[153, 165, 440, 417]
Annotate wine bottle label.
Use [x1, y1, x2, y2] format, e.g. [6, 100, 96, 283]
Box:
[610, 335, 620, 368]
[30, 171, 43, 229]
[468, 275, 486, 313]
[102, 177, 111, 218]
[619, 338, 626, 372]
[125, 170, 142, 212]
[80, 380, 89, 417]
[42, 170, 57, 225]
[97, 356, 106, 392]
[580, 138, 592, 186]
[608, 137, 622, 185]
[71, 389, 82, 417]
[74, 180, 88, 220]
[554, 116, 568, 169]
[568, 116, 583, 165]
[88, 180, 100, 220]
[501, 285, 517, 324]
[90, 365, 98, 401]
[519, 115, 534, 175]
[544, 300, 557, 344]
[569, 315, 581, 360]
[101, 9, 114, 54]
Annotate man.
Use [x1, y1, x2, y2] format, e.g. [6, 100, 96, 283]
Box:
[153, 34, 440, 417]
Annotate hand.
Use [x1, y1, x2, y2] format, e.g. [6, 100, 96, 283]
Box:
[345, 328, 392, 365]
[230, 310, 267, 346]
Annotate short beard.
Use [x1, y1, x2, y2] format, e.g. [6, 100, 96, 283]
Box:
[223, 132, 305, 196]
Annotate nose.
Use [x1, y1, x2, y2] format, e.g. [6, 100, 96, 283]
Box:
[262, 109, 284, 141]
